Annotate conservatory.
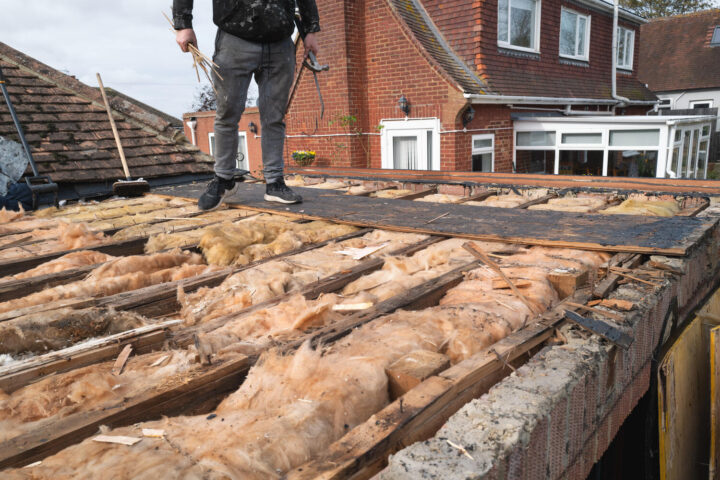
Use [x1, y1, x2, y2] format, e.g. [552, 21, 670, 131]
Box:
[513, 115, 714, 179]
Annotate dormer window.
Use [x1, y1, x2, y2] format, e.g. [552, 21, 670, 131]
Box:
[711, 26, 720, 46]
[616, 26, 634, 70]
[498, 0, 541, 53]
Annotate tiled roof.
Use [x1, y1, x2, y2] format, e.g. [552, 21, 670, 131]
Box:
[639, 9, 720, 92]
[385, 0, 489, 95]
[0, 42, 213, 184]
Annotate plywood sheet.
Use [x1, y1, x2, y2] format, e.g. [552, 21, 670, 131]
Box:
[153, 183, 716, 256]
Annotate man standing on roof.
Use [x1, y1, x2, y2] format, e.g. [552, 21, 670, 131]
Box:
[172, 0, 320, 210]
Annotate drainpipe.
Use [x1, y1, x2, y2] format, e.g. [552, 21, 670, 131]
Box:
[611, 0, 630, 110]
[186, 116, 198, 146]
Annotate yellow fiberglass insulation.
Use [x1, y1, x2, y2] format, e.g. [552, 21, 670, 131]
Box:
[414, 193, 463, 203]
[0, 307, 147, 355]
[199, 219, 357, 266]
[528, 196, 607, 212]
[0, 252, 214, 315]
[178, 230, 427, 325]
[601, 198, 680, 217]
[0, 221, 107, 261]
[112, 208, 251, 241]
[9, 287, 562, 479]
[7, 251, 114, 280]
[0, 206, 25, 223]
[195, 293, 343, 356]
[0, 349, 196, 443]
[371, 188, 413, 198]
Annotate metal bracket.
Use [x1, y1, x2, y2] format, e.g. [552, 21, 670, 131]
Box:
[564, 309, 634, 349]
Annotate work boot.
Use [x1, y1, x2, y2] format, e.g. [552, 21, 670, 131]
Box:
[264, 179, 302, 204]
[197, 175, 238, 211]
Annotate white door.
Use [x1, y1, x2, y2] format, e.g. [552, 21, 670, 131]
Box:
[381, 119, 440, 170]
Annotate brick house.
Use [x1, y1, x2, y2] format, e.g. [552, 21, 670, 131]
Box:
[186, 0, 666, 177]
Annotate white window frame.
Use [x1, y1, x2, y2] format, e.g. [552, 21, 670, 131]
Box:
[658, 98, 673, 110]
[471, 134, 495, 172]
[208, 131, 250, 170]
[380, 118, 440, 171]
[616, 26, 634, 70]
[559, 8, 590, 61]
[690, 100, 714, 109]
[497, 0, 542, 53]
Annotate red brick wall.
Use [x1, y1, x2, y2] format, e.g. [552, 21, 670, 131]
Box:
[182, 108, 263, 174]
[421, 0, 643, 97]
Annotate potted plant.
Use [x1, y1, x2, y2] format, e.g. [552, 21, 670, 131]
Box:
[292, 150, 316, 167]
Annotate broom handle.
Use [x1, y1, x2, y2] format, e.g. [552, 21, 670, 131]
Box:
[96, 73, 131, 180]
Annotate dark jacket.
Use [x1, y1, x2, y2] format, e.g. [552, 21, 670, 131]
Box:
[173, 0, 320, 43]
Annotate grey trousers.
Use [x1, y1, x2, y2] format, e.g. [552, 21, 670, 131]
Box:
[212, 30, 295, 183]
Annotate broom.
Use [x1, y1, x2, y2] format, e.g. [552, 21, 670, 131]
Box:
[96, 73, 150, 197]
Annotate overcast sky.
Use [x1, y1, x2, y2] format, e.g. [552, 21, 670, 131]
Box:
[0, 1, 244, 120]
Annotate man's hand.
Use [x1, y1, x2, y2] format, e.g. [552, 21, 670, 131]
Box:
[176, 28, 197, 53]
[303, 33, 319, 58]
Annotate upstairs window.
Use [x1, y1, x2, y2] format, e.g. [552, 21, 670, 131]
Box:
[559, 8, 590, 61]
[498, 0, 541, 52]
[616, 26, 634, 70]
[690, 100, 713, 109]
[711, 26, 720, 46]
[658, 98, 672, 110]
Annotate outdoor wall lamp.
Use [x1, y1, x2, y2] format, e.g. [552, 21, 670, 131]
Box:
[248, 121, 258, 134]
[398, 95, 410, 117]
[462, 106, 475, 128]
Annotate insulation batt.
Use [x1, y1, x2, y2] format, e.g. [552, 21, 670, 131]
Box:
[200, 218, 357, 266]
[528, 196, 607, 212]
[0, 221, 107, 261]
[112, 208, 252, 241]
[601, 198, 680, 217]
[0, 216, 58, 236]
[0, 349, 196, 443]
[0, 206, 25, 223]
[145, 214, 291, 254]
[284, 175, 306, 187]
[197, 293, 343, 356]
[7, 251, 114, 280]
[0, 307, 147, 355]
[472, 194, 528, 208]
[84, 205, 200, 231]
[0, 252, 213, 315]
[9, 296, 562, 480]
[32, 195, 176, 219]
[47, 197, 190, 223]
[414, 193, 463, 203]
[371, 189, 413, 198]
[179, 230, 426, 325]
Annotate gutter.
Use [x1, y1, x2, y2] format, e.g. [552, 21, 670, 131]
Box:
[464, 93, 656, 106]
[611, 0, 631, 108]
[575, 0, 647, 24]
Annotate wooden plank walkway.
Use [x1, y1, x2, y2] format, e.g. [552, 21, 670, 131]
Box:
[153, 182, 717, 256]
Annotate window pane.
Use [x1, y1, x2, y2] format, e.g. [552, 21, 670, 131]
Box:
[671, 146, 680, 175]
[561, 133, 602, 144]
[472, 153, 493, 172]
[577, 17, 586, 56]
[674, 130, 681, 142]
[560, 10, 576, 56]
[393, 136, 418, 169]
[609, 129, 660, 147]
[498, 0, 509, 42]
[608, 151, 658, 177]
[690, 131, 700, 176]
[559, 150, 603, 176]
[680, 130, 691, 177]
[712, 26, 720, 45]
[427, 131, 433, 169]
[473, 138, 492, 149]
[698, 140, 709, 179]
[510, 0, 535, 48]
[515, 150, 555, 174]
[237, 134, 247, 169]
[626, 30, 633, 67]
[209, 135, 216, 156]
[702, 125, 711, 136]
[617, 28, 625, 66]
[517, 131, 555, 146]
